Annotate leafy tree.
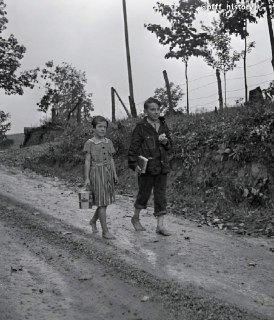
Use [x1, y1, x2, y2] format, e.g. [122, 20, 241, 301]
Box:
[206, 2, 256, 102]
[208, 0, 274, 72]
[153, 82, 184, 113]
[145, 0, 209, 114]
[202, 19, 241, 109]
[240, 40, 255, 102]
[0, 110, 10, 141]
[0, 0, 38, 140]
[37, 61, 94, 125]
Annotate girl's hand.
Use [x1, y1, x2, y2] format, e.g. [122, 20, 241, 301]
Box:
[84, 179, 91, 190]
[114, 174, 119, 185]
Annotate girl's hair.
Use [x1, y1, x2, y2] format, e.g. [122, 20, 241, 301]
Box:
[91, 116, 109, 128]
[144, 97, 161, 110]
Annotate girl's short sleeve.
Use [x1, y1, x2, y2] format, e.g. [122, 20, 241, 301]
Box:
[83, 140, 90, 153]
[109, 140, 116, 154]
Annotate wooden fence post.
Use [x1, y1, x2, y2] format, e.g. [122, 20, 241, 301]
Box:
[111, 87, 116, 122]
[163, 70, 173, 111]
[113, 88, 131, 118]
[51, 107, 57, 123]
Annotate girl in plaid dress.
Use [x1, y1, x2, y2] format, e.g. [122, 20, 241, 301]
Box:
[84, 116, 118, 239]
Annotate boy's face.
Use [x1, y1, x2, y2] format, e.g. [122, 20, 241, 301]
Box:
[93, 121, 107, 137]
[145, 102, 160, 121]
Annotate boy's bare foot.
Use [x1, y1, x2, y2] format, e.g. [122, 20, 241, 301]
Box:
[156, 227, 171, 236]
[89, 220, 99, 233]
[131, 217, 146, 231]
[102, 232, 116, 239]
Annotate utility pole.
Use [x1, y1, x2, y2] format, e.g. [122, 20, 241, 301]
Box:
[122, 0, 137, 118]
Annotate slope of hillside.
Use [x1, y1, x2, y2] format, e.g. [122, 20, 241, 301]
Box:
[1, 102, 274, 237]
[7, 133, 24, 147]
[0, 133, 24, 150]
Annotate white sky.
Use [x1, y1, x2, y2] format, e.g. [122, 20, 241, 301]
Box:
[1, 0, 273, 133]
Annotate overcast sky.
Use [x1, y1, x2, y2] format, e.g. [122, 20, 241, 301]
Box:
[1, 0, 273, 133]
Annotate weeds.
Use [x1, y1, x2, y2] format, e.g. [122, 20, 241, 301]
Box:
[20, 101, 274, 236]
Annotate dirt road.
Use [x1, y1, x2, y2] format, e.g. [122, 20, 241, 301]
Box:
[0, 164, 274, 320]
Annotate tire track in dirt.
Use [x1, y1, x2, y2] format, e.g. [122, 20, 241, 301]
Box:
[0, 193, 267, 320]
[0, 198, 182, 320]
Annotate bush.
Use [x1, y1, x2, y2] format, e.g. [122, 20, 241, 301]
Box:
[37, 102, 274, 211]
[0, 138, 14, 149]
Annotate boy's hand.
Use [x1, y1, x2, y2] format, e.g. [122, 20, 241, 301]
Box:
[84, 179, 91, 190]
[135, 165, 142, 175]
[160, 137, 168, 145]
[159, 133, 168, 145]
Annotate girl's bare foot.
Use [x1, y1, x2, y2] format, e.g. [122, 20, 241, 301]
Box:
[131, 217, 146, 231]
[89, 220, 99, 233]
[102, 232, 116, 239]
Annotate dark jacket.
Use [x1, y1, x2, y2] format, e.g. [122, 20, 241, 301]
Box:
[128, 116, 173, 175]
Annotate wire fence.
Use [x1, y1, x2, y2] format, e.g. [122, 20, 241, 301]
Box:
[119, 57, 273, 114]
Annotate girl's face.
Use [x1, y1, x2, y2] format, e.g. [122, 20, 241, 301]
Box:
[93, 121, 107, 138]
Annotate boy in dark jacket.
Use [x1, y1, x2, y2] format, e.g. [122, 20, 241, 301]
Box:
[128, 97, 172, 236]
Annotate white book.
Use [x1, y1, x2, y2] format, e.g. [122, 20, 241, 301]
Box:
[137, 155, 149, 173]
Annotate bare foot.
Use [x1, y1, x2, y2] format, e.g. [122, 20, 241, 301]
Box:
[89, 220, 99, 233]
[131, 217, 146, 231]
[156, 227, 171, 236]
[102, 232, 116, 239]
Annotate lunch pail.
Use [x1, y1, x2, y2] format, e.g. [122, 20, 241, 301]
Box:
[78, 190, 94, 209]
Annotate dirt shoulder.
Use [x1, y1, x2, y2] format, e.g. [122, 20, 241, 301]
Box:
[0, 200, 178, 320]
[0, 164, 274, 319]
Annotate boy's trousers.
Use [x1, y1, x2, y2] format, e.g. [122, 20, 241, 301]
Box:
[134, 173, 167, 216]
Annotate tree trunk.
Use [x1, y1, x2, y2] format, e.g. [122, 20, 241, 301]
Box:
[244, 22, 248, 103]
[265, 0, 274, 71]
[77, 103, 81, 124]
[185, 60, 189, 114]
[216, 68, 223, 110]
[224, 71, 227, 107]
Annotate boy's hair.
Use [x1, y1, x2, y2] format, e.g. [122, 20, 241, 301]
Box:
[91, 115, 109, 128]
[144, 97, 161, 110]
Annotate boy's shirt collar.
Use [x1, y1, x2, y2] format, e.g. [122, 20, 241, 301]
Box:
[146, 117, 160, 125]
[146, 117, 160, 132]
[142, 115, 166, 125]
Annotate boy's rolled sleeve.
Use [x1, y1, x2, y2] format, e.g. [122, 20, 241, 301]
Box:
[128, 125, 143, 171]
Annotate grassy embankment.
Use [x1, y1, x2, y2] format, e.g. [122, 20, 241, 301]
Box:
[2, 102, 274, 236]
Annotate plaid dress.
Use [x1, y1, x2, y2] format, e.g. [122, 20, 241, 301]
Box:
[83, 138, 116, 207]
